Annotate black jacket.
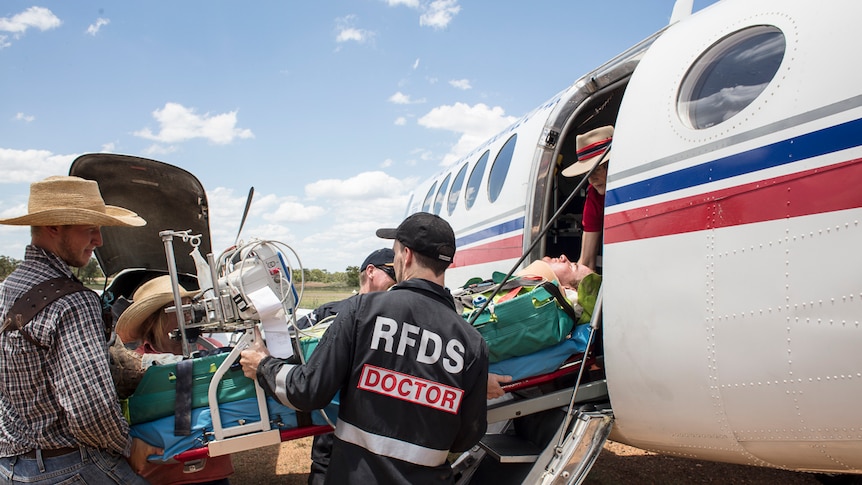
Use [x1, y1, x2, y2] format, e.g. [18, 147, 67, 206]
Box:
[258, 278, 488, 484]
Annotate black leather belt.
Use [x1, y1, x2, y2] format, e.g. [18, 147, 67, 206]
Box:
[21, 447, 78, 459]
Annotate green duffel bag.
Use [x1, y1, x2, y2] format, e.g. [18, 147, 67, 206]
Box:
[467, 281, 577, 363]
[125, 351, 256, 425]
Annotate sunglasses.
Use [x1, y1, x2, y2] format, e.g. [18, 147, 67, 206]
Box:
[375, 264, 396, 281]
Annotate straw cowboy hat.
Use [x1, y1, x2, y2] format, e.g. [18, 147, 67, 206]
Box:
[0, 176, 146, 227]
[116, 275, 197, 342]
[561, 125, 614, 177]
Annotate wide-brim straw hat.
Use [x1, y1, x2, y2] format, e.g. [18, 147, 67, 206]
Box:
[116, 275, 197, 342]
[561, 125, 614, 177]
[515, 260, 559, 284]
[0, 176, 146, 227]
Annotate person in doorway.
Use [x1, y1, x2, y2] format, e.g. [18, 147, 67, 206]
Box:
[294, 248, 397, 485]
[241, 212, 488, 484]
[115, 274, 234, 485]
[0, 175, 152, 484]
[562, 125, 614, 271]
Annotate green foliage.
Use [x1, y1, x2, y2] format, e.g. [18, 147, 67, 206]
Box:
[291, 267, 353, 285]
[345, 265, 359, 287]
[0, 255, 21, 280]
[76, 257, 104, 284]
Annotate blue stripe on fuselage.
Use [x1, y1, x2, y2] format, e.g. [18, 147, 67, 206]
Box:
[606, 117, 862, 207]
[455, 217, 525, 247]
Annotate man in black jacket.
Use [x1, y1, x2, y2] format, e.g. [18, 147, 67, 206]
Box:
[295, 247, 396, 485]
[241, 212, 488, 484]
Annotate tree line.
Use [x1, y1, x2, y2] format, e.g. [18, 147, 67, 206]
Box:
[0, 255, 104, 284]
[0, 255, 359, 288]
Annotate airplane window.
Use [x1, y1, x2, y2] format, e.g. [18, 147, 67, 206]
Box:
[447, 163, 468, 215]
[433, 173, 451, 215]
[465, 151, 490, 210]
[488, 134, 517, 203]
[422, 181, 437, 212]
[678, 25, 785, 129]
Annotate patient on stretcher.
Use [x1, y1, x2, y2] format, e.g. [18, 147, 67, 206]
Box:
[485, 255, 600, 398]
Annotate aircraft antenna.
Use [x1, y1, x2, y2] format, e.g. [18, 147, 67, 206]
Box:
[235, 186, 254, 246]
[669, 0, 693, 24]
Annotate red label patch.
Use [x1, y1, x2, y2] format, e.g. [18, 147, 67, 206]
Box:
[358, 364, 464, 414]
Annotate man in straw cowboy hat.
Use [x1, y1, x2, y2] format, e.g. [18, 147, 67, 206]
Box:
[561, 125, 614, 271]
[0, 176, 153, 483]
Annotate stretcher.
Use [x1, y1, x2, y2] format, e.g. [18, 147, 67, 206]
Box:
[159, 324, 594, 466]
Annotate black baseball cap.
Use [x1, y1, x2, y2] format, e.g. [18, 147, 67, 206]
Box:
[376, 212, 456, 263]
[361, 248, 396, 281]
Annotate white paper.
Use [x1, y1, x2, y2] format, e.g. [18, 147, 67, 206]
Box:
[247, 286, 294, 359]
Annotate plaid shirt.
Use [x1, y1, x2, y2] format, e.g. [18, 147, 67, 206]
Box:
[0, 245, 131, 457]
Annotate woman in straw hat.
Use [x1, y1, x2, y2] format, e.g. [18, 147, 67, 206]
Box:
[561, 125, 614, 271]
[117, 275, 234, 485]
[0, 176, 151, 484]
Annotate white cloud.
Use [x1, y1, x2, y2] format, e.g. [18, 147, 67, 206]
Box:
[412, 58, 420, 70]
[380, 158, 394, 168]
[100, 142, 117, 152]
[388, 91, 426, 105]
[252, 193, 327, 223]
[394, 116, 406, 126]
[449, 79, 471, 90]
[0, 148, 76, 183]
[142, 144, 177, 156]
[86, 18, 110, 36]
[134, 102, 254, 145]
[418, 102, 517, 166]
[335, 15, 375, 45]
[14, 112, 34, 122]
[305, 171, 406, 200]
[205, 177, 415, 273]
[385, 0, 420, 7]
[0, 7, 61, 35]
[420, 0, 460, 29]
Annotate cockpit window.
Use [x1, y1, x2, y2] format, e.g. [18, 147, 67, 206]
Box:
[488, 134, 517, 203]
[433, 173, 451, 215]
[678, 25, 785, 129]
[422, 181, 437, 212]
[465, 150, 489, 210]
[448, 163, 468, 216]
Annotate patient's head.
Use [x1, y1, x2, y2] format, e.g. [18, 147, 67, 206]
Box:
[542, 254, 594, 288]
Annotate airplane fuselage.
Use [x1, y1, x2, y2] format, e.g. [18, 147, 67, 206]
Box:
[409, 0, 862, 475]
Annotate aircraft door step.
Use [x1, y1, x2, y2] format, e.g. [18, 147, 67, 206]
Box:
[524, 408, 614, 484]
[479, 433, 543, 463]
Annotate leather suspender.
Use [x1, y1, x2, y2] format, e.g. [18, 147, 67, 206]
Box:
[1, 277, 88, 349]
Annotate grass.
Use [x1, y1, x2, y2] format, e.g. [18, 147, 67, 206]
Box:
[297, 285, 356, 309]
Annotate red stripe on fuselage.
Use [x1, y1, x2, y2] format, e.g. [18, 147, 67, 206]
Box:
[452, 234, 523, 268]
[605, 159, 862, 244]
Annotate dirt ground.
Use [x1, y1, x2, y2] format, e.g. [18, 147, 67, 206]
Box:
[231, 438, 825, 484]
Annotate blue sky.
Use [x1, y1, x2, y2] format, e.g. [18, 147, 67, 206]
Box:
[0, 0, 717, 272]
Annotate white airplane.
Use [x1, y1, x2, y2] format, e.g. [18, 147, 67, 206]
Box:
[404, 0, 862, 482]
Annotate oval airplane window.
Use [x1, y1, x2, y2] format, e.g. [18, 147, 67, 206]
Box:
[421, 181, 437, 212]
[465, 151, 490, 210]
[433, 173, 451, 215]
[678, 25, 785, 129]
[447, 163, 468, 215]
[488, 134, 517, 203]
